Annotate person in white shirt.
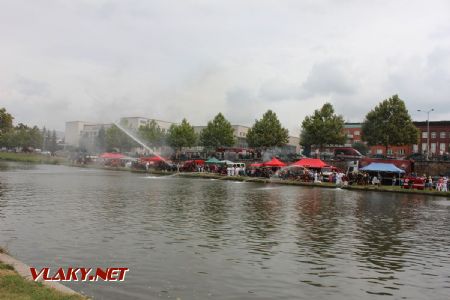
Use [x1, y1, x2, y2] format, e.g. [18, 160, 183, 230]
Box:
[443, 176, 448, 192]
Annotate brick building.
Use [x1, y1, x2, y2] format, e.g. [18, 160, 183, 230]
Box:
[413, 121, 450, 155]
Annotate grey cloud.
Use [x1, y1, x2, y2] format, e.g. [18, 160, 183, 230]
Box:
[302, 61, 357, 96]
[1, 0, 450, 131]
[13, 77, 50, 97]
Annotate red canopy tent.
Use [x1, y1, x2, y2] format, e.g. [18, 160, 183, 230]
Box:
[249, 163, 264, 167]
[99, 152, 126, 159]
[263, 158, 287, 167]
[291, 158, 327, 168]
[140, 156, 166, 163]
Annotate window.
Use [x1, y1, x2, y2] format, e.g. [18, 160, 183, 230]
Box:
[422, 143, 427, 153]
[354, 131, 360, 136]
[398, 149, 405, 155]
[440, 132, 446, 139]
[422, 132, 428, 138]
[440, 143, 446, 153]
[431, 132, 436, 138]
[431, 143, 436, 153]
[413, 144, 418, 152]
[376, 149, 383, 154]
[387, 149, 393, 155]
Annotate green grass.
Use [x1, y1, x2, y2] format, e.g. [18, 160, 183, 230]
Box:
[0, 262, 86, 300]
[0, 152, 64, 165]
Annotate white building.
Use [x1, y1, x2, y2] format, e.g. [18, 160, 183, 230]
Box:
[65, 121, 92, 146]
[65, 121, 113, 148]
[119, 117, 175, 133]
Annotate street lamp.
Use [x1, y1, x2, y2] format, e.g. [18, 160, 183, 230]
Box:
[417, 108, 434, 160]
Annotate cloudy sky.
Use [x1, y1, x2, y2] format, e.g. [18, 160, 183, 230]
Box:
[1, 0, 450, 135]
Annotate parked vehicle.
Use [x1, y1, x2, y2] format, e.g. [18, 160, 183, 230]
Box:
[403, 176, 425, 190]
[333, 147, 363, 160]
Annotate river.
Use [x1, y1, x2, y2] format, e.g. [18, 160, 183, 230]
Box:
[0, 162, 449, 299]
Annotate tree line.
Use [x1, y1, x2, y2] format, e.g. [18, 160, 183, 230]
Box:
[0, 108, 59, 153]
[102, 94, 418, 154]
[2, 94, 419, 155]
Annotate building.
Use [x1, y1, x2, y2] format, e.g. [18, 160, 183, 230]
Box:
[343, 123, 411, 157]
[342, 121, 450, 157]
[66, 117, 300, 154]
[80, 123, 113, 139]
[65, 121, 93, 146]
[343, 123, 363, 146]
[119, 117, 175, 134]
[65, 121, 113, 151]
[414, 121, 450, 155]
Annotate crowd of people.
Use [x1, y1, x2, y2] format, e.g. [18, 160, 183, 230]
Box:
[82, 153, 450, 192]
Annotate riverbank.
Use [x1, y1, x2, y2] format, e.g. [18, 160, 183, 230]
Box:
[0, 152, 65, 164]
[74, 164, 450, 197]
[1, 155, 449, 198]
[0, 248, 86, 300]
[174, 171, 450, 197]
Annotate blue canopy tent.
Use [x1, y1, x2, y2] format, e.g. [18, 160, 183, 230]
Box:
[360, 162, 405, 173]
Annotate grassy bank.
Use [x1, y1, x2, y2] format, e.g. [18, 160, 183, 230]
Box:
[0, 152, 65, 164]
[0, 261, 86, 300]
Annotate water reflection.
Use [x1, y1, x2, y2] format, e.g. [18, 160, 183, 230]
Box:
[242, 188, 284, 257]
[1, 163, 450, 300]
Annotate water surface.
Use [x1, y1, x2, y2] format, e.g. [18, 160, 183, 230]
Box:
[0, 162, 449, 299]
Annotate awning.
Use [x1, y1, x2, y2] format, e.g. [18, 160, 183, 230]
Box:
[99, 152, 126, 159]
[249, 163, 264, 167]
[291, 158, 327, 168]
[140, 156, 165, 163]
[263, 157, 286, 167]
[205, 157, 222, 164]
[359, 162, 405, 173]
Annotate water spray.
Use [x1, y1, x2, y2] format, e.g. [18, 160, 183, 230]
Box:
[113, 121, 164, 161]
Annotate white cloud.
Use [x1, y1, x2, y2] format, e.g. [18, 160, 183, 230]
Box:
[0, 0, 449, 133]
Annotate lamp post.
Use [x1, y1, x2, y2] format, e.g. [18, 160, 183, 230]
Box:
[417, 108, 434, 160]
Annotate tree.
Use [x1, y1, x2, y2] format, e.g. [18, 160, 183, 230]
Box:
[300, 103, 346, 152]
[96, 126, 107, 152]
[138, 120, 166, 147]
[362, 95, 419, 153]
[167, 118, 197, 150]
[49, 130, 58, 154]
[352, 141, 369, 155]
[0, 107, 13, 134]
[200, 113, 235, 148]
[0, 124, 43, 150]
[246, 110, 289, 148]
[106, 125, 138, 152]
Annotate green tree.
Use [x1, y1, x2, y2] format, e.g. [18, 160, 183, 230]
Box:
[138, 120, 166, 147]
[2, 124, 43, 150]
[0, 107, 14, 134]
[105, 125, 138, 152]
[167, 118, 197, 151]
[246, 110, 289, 148]
[362, 95, 419, 153]
[300, 103, 346, 152]
[96, 126, 107, 152]
[199, 113, 235, 148]
[49, 130, 58, 154]
[352, 141, 369, 155]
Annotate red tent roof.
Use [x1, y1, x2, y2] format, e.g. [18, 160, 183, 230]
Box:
[291, 158, 327, 168]
[140, 156, 165, 162]
[99, 152, 126, 159]
[263, 157, 287, 167]
[184, 159, 205, 165]
[250, 163, 264, 167]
